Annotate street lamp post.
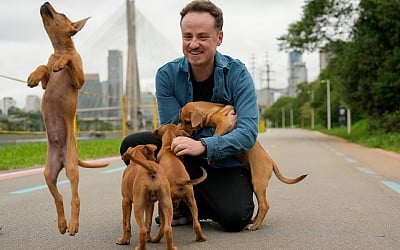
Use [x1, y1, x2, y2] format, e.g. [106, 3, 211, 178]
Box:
[310, 90, 315, 129]
[321, 79, 331, 130]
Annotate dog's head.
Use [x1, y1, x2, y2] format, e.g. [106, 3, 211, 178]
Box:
[153, 123, 190, 138]
[178, 104, 206, 136]
[122, 144, 157, 164]
[39, 2, 89, 44]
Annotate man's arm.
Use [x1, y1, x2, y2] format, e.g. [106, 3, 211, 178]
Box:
[155, 67, 181, 124]
[202, 66, 259, 160]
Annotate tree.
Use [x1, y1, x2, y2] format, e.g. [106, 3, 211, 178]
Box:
[330, 0, 400, 124]
[262, 96, 295, 127]
[278, 0, 358, 53]
[278, 0, 400, 131]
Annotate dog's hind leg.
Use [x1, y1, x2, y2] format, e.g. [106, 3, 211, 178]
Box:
[150, 202, 165, 243]
[144, 203, 154, 242]
[116, 198, 132, 245]
[44, 146, 67, 234]
[159, 201, 176, 250]
[134, 202, 149, 250]
[185, 193, 206, 241]
[248, 179, 269, 230]
[64, 139, 80, 236]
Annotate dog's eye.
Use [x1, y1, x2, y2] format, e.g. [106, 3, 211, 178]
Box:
[184, 120, 191, 125]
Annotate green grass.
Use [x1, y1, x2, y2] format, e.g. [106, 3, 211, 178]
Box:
[0, 139, 122, 171]
[2, 121, 399, 171]
[311, 120, 400, 154]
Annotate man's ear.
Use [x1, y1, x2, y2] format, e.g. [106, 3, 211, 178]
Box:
[191, 109, 204, 128]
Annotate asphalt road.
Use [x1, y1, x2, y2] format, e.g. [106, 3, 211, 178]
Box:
[1, 128, 399, 249]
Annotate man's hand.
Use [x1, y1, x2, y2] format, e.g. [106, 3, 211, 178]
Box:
[171, 136, 205, 157]
[228, 110, 237, 131]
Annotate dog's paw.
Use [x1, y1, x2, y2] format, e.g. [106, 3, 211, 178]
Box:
[57, 219, 68, 234]
[52, 58, 68, 72]
[67, 221, 79, 236]
[52, 63, 65, 72]
[27, 73, 41, 87]
[246, 223, 260, 231]
[116, 237, 130, 245]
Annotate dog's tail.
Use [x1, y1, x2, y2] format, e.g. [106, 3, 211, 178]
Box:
[175, 166, 207, 186]
[129, 157, 157, 174]
[78, 160, 109, 168]
[272, 160, 307, 184]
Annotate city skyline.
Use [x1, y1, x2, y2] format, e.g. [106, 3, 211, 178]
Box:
[0, 0, 319, 109]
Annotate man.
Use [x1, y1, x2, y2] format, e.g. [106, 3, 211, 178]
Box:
[120, 0, 258, 232]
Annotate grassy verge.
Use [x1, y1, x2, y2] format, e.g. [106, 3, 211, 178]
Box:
[2, 120, 399, 171]
[0, 139, 122, 171]
[311, 120, 400, 154]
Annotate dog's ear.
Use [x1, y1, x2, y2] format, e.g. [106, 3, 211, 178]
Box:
[146, 144, 158, 153]
[152, 128, 160, 137]
[71, 17, 90, 35]
[191, 109, 204, 128]
[176, 129, 190, 137]
[121, 151, 131, 162]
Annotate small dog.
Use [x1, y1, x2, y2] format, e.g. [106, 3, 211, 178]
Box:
[27, 2, 108, 236]
[178, 101, 307, 230]
[117, 144, 176, 250]
[153, 124, 207, 242]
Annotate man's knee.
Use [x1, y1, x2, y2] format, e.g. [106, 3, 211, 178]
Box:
[218, 209, 253, 232]
[119, 132, 161, 165]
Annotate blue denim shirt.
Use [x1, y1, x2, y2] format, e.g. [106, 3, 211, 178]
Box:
[155, 51, 259, 167]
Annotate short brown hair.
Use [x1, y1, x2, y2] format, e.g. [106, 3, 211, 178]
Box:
[180, 0, 223, 31]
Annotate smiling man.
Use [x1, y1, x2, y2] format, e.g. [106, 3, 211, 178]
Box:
[120, 0, 259, 232]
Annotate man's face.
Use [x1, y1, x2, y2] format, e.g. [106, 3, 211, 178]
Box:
[180, 12, 223, 68]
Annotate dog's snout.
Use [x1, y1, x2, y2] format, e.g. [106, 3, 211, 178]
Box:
[40, 2, 54, 19]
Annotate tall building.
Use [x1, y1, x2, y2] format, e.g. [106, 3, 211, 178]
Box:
[319, 47, 334, 71]
[25, 95, 41, 112]
[0, 97, 17, 117]
[107, 50, 124, 121]
[140, 91, 156, 129]
[288, 51, 308, 96]
[78, 73, 105, 120]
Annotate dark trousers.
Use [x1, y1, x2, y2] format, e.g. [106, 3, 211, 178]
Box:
[120, 131, 254, 232]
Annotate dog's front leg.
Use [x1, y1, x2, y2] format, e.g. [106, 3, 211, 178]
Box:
[27, 65, 50, 89]
[52, 54, 72, 72]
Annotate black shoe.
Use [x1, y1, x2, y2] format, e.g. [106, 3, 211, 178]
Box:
[155, 213, 193, 226]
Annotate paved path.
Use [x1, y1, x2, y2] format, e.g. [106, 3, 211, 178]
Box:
[1, 128, 399, 249]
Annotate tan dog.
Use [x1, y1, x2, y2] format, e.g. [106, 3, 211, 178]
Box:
[117, 144, 176, 250]
[27, 2, 108, 236]
[178, 101, 307, 230]
[153, 124, 207, 242]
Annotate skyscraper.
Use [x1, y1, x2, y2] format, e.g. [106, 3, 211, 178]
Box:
[288, 51, 308, 96]
[78, 73, 104, 120]
[107, 50, 124, 121]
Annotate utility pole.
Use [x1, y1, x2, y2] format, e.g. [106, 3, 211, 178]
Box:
[126, 0, 141, 131]
[321, 79, 331, 130]
[264, 52, 272, 108]
[249, 54, 256, 85]
[265, 52, 271, 90]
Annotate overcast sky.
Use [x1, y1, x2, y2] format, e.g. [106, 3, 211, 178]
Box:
[0, 0, 319, 108]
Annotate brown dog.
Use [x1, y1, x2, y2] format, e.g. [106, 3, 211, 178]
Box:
[27, 2, 108, 236]
[117, 144, 176, 250]
[178, 101, 307, 230]
[153, 124, 207, 242]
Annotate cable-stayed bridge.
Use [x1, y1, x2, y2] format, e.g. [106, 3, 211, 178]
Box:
[76, 0, 180, 131]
